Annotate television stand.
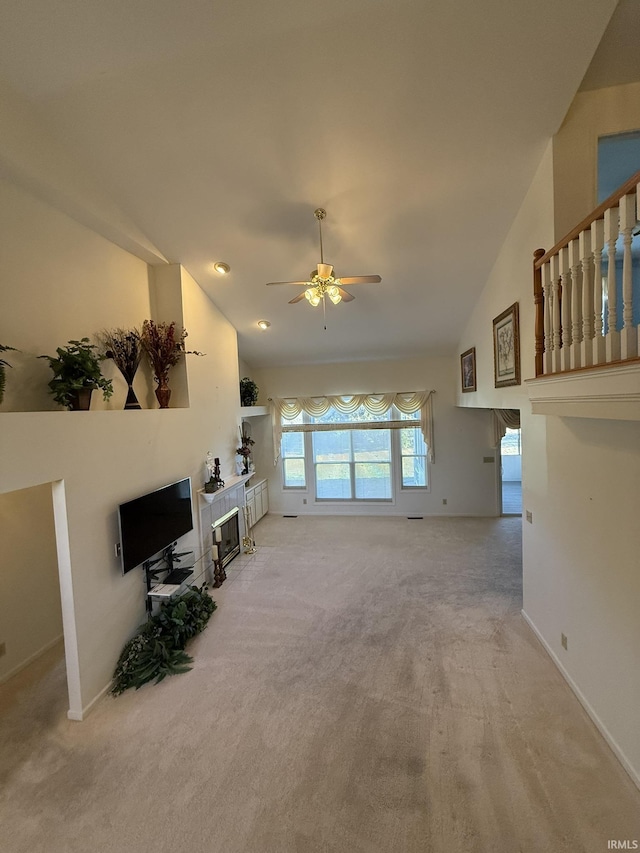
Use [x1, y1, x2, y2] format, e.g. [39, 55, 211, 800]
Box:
[143, 544, 195, 613]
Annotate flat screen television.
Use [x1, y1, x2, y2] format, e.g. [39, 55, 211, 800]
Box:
[118, 478, 193, 574]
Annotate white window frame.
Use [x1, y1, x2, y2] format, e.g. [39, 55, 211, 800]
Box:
[281, 407, 429, 501]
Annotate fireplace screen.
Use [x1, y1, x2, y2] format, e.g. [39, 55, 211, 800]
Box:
[212, 506, 240, 568]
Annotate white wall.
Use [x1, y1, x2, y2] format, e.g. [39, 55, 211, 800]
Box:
[455, 137, 640, 784]
[251, 356, 498, 518]
[0, 484, 62, 683]
[553, 81, 640, 239]
[0, 178, 242, 716]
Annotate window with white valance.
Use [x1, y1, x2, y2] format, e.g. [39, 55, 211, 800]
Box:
[269, 392, 434, 502]
[270, 391, 435, 465]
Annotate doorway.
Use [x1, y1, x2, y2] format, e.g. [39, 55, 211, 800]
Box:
[500, 428, 522, 515]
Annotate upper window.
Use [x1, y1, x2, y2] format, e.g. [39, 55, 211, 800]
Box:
[281, 402, 428, 499]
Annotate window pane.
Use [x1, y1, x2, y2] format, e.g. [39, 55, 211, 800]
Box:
[283, 458, 306, 488]
[316, 463, 351, 499]
[282, 431, 304, 457]
[352, 429, 390, 462]
[402, 456, 426, 487]
[313, 430, 351, 463]
[355, 463, 391, 499]
[400, 426, 425, 455]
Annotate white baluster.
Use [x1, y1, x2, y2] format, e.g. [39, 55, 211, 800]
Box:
[619, 193, 638, 359]
[569, 238, 582, 369]
[591, 218, 606, 366]
[551, 253, 562, 374]
[560, 245, 573, 372]
[542, 260, 553, 375]
[604, 206, 620, 362]
[579, 229, 593, 368]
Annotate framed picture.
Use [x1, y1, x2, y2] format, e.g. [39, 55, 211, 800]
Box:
[493, 302, 520, 387]
[460, 347, 476, 392]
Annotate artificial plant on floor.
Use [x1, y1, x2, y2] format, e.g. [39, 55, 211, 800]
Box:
[111, 585, 216, 695]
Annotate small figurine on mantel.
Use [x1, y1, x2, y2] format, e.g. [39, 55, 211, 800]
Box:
[204, 451, 225, 494]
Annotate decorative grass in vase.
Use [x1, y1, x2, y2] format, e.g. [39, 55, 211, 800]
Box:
[140, 320, 203, 408]
[99, 328, 143, 409]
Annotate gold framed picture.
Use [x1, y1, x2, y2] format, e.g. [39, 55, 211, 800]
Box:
[460, 347, 476, 392]
[493, 302, 520, 387]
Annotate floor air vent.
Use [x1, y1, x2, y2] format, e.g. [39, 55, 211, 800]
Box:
[407, 516, 424, 519]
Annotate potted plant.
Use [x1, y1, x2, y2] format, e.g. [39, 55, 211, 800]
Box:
[240, 376, 259, 407]
[39, 338, 113, 410]
[0, 344, 18, 405]
[140, 320, 203, 408]
[99, 327, 143, 409]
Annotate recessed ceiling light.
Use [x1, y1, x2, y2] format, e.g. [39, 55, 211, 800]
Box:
[257, 320, 271, 330]
[213, 261, 230, 275]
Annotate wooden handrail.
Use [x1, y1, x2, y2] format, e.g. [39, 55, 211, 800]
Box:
[534, 168, 640, 269]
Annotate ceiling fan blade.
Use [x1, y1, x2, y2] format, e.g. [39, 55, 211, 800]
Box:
[337, 286, 355, 302]
[288, 292, 307, 304]
[336, 275, 382, 285]
[266, 280, 310, 287]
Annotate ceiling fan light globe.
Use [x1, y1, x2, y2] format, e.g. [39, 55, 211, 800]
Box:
[327, 285, 342, 305]
[305, 287, 321, 307]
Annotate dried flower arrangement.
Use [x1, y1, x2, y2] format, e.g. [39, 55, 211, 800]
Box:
[99, 328, 143, 409]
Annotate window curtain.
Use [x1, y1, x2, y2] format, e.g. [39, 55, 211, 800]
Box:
[270, 391, 435, 465]
[492, 408, 520, 447]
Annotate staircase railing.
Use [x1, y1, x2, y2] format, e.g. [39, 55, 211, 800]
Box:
[533, 170, 640, 377]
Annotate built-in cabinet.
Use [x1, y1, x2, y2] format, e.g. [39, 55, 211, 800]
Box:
[245, 477, 269, 528]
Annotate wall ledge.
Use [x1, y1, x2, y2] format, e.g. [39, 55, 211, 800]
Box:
[525, 361, 640, 420]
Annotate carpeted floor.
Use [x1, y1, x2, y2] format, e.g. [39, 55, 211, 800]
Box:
[1, 515, 639, 852]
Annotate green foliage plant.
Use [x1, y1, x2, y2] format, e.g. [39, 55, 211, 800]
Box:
[111, 584, 216, 696]
[39, 338, 113, 409]
[240, 376, 259, 406]
[0, 345, 18, 405]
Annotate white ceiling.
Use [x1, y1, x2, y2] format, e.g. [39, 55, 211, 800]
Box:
[0, 0, 626, 367]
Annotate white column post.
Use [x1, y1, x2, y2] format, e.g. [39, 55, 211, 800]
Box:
[604, 206, 620, 363]
[569, 237, 583, 370]
[542, 260, 553, 375]
[619, 193, 638, 359]
[551, 253, 562, 374]
[579, 229, 593, 368]
[560, 245, 573, 372]
[591, 218, 606, 366]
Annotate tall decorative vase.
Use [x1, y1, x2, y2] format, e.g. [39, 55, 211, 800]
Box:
[125, 384, 141, 410]
[155, 381, 171, 409]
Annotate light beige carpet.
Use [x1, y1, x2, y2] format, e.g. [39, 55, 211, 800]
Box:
[1, 515, 639, 853]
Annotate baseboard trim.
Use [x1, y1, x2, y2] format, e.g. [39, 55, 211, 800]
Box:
[0, 633, 64, 685]
[521, 609, 640, 790]
[67, 680, 112, 722]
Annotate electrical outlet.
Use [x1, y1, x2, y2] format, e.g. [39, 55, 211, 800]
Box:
[302, 498, 307, 504]
[0, 642, 6, 658]
[483, 456, 495, 463]
[442, 498, 447, 505]
[561, 633, 568, 650]
[526, 510, 533, 523]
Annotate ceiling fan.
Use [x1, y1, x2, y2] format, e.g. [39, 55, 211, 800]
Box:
[266, 208, 382, 308]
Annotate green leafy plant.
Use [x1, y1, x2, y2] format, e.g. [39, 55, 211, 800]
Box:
[240, 376, 259, 406]
[39, 338, 113, 409]
[111, 584, 216, 696]
[0, 345, 18, 405]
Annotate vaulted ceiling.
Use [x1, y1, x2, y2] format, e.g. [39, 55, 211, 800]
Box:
[0, 0, 628, 366]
